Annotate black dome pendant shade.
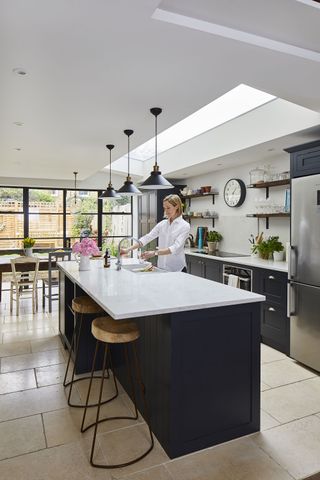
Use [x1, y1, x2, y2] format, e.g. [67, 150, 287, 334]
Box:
[99, 144, 120, 199]
[117, 129, 142, 195]
[140, 107, 174, 190]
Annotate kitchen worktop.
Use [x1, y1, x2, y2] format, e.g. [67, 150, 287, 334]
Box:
[185, 248, 288, 273]
[58, 258, 265, 319]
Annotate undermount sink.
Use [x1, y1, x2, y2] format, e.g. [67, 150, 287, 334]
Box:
[121, 263, 167, 273]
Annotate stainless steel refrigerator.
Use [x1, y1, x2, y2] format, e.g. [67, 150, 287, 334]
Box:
[290, 173, 320, 372]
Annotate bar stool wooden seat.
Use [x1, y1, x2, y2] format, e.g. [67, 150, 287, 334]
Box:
[63, 296, 118, 408]
[81, 315, 154, 469]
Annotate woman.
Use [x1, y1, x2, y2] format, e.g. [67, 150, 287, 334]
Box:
[121, 194, 190, 272]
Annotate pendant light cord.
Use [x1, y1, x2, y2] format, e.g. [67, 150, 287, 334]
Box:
[73, 171, 78, 205]
[127, 134, 130, 177]
[109, 149, 112, 184]
[155, 114, 158, 168]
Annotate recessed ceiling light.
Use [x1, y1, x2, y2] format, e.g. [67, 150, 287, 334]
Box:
[217, 163, 222, 166]
[13, 121, 24, 126]
[14, 147, 22, 151]
[12, 67, 27, 76]
[267, 148, 275, 152]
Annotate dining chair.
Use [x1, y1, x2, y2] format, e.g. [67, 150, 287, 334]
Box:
[42, 250, 72, 312]
[10, 256, 40, 315]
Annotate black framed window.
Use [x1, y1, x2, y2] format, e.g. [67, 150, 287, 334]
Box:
[101, 195, 132, 256]
[0, 187, 24, 249]
[0, 186, 133, 252]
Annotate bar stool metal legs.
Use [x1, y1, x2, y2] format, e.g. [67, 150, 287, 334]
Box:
[81, 317, 154, 469]
[63, 296, 118, 408]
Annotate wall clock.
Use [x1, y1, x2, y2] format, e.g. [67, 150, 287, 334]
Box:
[223, 178, 246, 207]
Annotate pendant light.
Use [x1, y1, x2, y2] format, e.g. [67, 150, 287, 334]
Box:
[140, 107, 173, 190]
[99, 144, 120, 199]
[117, 129, 142, 195]
[68, 171, 82, 214]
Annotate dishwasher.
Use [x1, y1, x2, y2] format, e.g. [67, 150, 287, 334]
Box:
[223, 264, 252, 291]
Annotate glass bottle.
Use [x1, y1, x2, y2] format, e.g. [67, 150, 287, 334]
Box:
[104, 248, 110, 268]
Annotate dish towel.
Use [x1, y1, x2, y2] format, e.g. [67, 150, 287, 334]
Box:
[228, 274, 240, 288]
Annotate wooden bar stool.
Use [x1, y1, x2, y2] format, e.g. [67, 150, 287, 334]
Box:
[81, 316, 154, 469]
[63, 296, 118, 408]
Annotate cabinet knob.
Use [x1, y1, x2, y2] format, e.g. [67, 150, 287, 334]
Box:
[268, 307, 276, 312]
[268, 275, 275, 280]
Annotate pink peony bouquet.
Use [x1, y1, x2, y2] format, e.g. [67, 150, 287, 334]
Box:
[72, 238, 100, 257]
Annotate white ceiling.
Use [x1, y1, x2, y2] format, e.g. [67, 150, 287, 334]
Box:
[1, 0, 320, 182]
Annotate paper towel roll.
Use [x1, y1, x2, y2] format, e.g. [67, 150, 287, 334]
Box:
[285, 242, 290, 263]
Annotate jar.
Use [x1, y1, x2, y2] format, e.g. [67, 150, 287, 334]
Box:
[249, 167, 265, 184]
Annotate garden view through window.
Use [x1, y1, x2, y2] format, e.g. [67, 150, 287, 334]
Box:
[0, 187, 132, 255]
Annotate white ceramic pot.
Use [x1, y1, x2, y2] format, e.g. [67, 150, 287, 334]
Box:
[207, 241, 218, 253]
[76, 254, 91, 271]
[25, 248, 33, 257]
[273, 251, 284, 262]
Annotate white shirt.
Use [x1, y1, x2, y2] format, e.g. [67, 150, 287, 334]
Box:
[139, 215, 190, 272]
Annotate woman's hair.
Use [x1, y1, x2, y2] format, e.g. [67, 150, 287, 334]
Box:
[163, 194, 183, 216]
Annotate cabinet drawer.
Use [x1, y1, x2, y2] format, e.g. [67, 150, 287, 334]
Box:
[291, 147, 320, 178]
[256, 270, 287, 305]
[261, 301, 289, 354]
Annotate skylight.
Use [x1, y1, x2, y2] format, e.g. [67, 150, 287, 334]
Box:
[112, 84, 276, 166]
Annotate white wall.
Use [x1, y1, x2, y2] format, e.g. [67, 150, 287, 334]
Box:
[183, 156, 290, 254]
[0, 171, 125, 190]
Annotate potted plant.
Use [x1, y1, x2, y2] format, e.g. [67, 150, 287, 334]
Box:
[72, 237, 100, 270]
[23, 237, 35, 256]
[207, 230, 223, 252]
[255, 236, 284, 261]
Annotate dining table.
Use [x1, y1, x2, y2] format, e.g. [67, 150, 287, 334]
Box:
[0, 253, 56, 302]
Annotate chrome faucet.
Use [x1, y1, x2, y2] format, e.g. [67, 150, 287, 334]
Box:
[116, 236, 141, 271]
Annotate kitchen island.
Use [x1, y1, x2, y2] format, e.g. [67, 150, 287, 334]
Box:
[58, 258, 265, 459]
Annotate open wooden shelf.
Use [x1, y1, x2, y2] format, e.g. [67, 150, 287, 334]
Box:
[246, 212, 290, 229]
[247, 179, 290, 189]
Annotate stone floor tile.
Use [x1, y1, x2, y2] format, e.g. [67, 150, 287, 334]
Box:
[0, 369, 36, 394]
[116, 464, 174, 480]
[0, 340, 31, 358]
[1, 348, 65, 373]
[261, 344, 288, 364]
[260, 409, 281, 431]
[253, 415, 320, 479]
[31, 335, 64, 353]
[262, 359, 316, 388]
[0, 384, 74, 422]
[262, 377, 320, 423]
[261, 381, 271, 391]
[165, 437, 293, 480]
[35, 363, 66, 387]
[0, 441, 112, 480]
[43, 393, 143, 448]
[0, 321, 29, 334]
[0, 415, 45, 460]
[2, 327, 55, 343]
[97, 423, 169, 476]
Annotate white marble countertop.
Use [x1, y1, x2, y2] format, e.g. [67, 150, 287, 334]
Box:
[58, 258, 265, 320]
[185, 249, 288, 273]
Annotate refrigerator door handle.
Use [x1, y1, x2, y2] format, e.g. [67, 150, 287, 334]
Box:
[288, 282, 296, 317]
[289, 246, 297, 280]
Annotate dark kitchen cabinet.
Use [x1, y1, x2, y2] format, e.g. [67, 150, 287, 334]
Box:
[253, 267, 289, 354]
[186, 254, 205, 277]
[186, 254, 222, 282]
[285, 139, 320, 178]
[204, 258, 222, 282]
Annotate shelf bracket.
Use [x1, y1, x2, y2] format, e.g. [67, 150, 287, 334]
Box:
[266, 187, 269, 199]
[212, 218, 215, 228]
[212, 196, 215, 205]
[266, 217, 269, 229]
